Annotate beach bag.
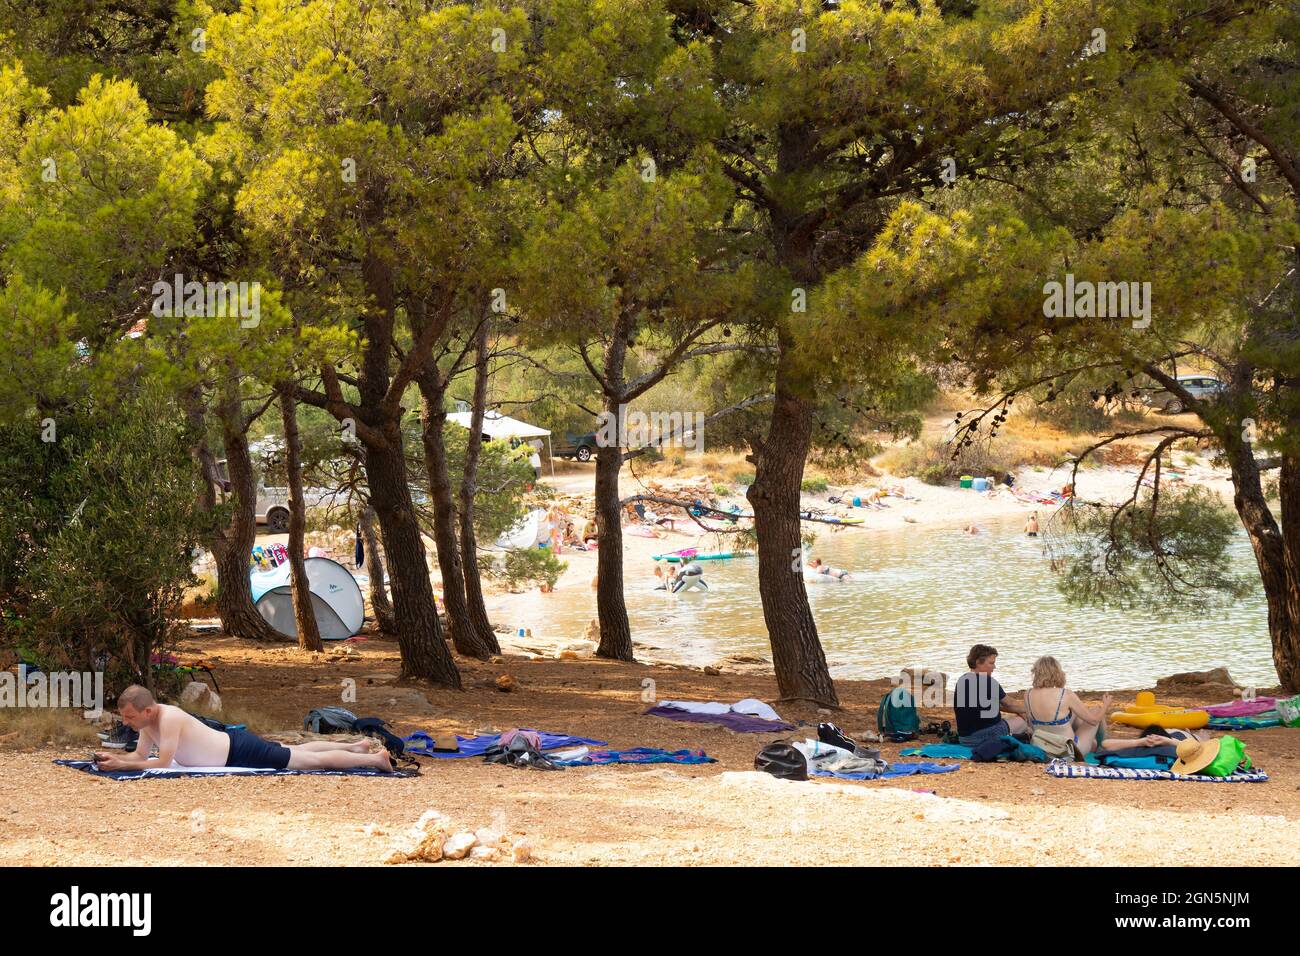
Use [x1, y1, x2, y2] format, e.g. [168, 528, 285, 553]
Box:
[877, 687, 920, 742]
[1277, 695, 1300, 728]
[1202, 735, 1251, 776]
[303, 706, 359, 735]
[754, 742, 808, 781]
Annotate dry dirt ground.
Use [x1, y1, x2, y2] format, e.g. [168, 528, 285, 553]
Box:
[2, 635, 1298, 867]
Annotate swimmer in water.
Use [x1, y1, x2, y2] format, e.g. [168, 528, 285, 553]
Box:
[1025, 512, 1040, 537]
[807, 557, 850, 580]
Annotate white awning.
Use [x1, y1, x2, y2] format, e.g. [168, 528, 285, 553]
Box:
[446, 411, 550, 440]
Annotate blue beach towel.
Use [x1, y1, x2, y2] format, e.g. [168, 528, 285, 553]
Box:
[901, 737, 1047, 763]
[403, 729, 607, 758]
[550, 748, 715, 766]
[900, 743, 973, 759]
[55, 759, 414, 780]
[812, 760, 961, 781]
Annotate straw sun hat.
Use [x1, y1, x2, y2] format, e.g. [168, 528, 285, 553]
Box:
[1171, 737, 1222, 775]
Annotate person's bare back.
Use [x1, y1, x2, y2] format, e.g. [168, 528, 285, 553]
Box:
[143, 704, 232, 767]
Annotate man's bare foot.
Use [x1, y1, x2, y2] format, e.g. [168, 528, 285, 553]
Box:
[373, 749, 396, 773]
[347, 740, 376, 753]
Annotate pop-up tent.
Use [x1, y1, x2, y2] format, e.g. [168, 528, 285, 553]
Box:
[446, 411, 553, 476]
[250, 557, 365, 641]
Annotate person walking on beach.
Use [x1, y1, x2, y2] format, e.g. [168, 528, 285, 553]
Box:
[1025, 512, 1039, 537]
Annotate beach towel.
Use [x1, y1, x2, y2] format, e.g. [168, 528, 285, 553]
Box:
[643, 705, 794, 733]
[54, 759, 414, 780]
[403, 729, 607, 758]
[549, 748, 715, 766]
[901, 743, 974, 759]
[901, 738, 1047, 762]
[1044, 758, 1268, 783]
[1207, 713, 1281, 730]
[658, 698, 783, 722]
[812, 761, 961, 781]
[1204, 697, 1277, 718]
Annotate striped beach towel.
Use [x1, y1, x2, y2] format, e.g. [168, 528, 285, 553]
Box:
[1045, 758, 1268, 783]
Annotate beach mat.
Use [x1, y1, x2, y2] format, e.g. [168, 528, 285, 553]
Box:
[1045, 758, 1268, 783]
[813, 761, 961, 781]
[550, 748, 715, 766]
[403, 729, 607, 758]
[55, 759, 415, 780]
[643, 706, 794, 733]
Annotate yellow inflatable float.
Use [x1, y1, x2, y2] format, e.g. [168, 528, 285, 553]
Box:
[1111, 691, 1210, 729]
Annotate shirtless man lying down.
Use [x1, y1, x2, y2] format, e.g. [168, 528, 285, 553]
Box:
[93, 685, 394, 773]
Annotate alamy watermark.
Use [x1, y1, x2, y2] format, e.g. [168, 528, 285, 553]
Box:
[151, 273, 262, 328]
[1042, 273, 1151, 329]
[596, 406, 705, 453]
[1, 669, 104, 718]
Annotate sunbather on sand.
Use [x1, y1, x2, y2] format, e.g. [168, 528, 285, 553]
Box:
[93, 686, 394, 773]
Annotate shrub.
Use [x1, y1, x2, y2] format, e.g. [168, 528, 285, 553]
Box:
[481, 546, 568, 593]
[713, 482, 732, 496]
[800, 476, 829, 493]
[0, 392, 214, 695]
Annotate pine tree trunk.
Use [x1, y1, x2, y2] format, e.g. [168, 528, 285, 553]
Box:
[279, 387, 322, 652]
[1226, 434, 1299, 692]
[1277, 453, 1300, 692]
[746, 360, 838, 706]
[359, 504, 396, 635]
[594, 320, 635, 660]
[457, 321, 500, 656]
[214, 395, 283, 643]
[363, 425, 462, 687]
[419, 375, 492, 660]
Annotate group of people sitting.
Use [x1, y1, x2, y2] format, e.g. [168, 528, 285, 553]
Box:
[953, 644, 1176, 760]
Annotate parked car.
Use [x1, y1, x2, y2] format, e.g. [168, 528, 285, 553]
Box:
[1145, 374, 1226, 414]
[552, 430, 600, 462]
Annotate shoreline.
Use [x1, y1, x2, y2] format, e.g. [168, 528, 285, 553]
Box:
[483, 461, 1244, 670]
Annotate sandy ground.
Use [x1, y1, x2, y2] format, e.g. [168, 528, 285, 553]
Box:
[2, 637, 1297, 867]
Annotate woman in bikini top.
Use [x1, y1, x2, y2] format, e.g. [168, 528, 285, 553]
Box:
[1025, 656, 1110, 758]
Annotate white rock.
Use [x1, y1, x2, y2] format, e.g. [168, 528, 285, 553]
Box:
[443, 832, 477, 860]
[178, 681, 210, 707]
[474, 827, 502, 846]
[511, 838, 531, 863]
[469, 845, 499, 861]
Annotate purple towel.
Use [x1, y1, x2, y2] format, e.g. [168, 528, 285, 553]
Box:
[1204, 697, 1276, 717]
[643, 705, 794, 733]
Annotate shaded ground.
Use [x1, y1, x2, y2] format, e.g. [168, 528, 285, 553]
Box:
[2, 635, 1297, 866]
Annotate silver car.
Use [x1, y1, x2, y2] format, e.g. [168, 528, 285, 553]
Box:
[1147, 375, 1226, 414]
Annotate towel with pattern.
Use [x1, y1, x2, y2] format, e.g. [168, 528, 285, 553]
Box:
[1044, 758, 1268, 783]
[550, 748, 715, 766]
[403, 729, 607, 758]
[55, 759, 415, 780]
[813, 761, 961, 781]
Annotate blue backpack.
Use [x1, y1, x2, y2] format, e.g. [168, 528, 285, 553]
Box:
[877, 687, 921, 741]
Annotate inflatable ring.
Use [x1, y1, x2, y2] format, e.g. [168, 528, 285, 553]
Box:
[1111, 708, 1209, 730]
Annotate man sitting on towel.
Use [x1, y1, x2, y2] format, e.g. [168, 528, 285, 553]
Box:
[93, 685, 395, 773]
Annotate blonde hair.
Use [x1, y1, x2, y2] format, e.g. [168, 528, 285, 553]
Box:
[1031, 656, 1067, 689]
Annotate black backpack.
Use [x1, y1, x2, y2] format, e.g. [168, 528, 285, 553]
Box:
[303, 706, 359, 734]
[754, 742, 808, 781]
